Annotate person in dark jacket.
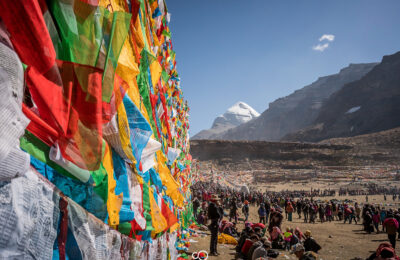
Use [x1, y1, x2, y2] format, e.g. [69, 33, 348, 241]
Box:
[318, 204, 325, 223]
[268, 210, 283, 233]
[364, 210, 374, 234]
[236, 226, 253, 253]
[265, 201, 271, 223]
[297, 200, 302, 219]
[303, 230, 321, 253]
[302, 203, 309, 223]
[243, 200, 250, 222]
[258, 204, 267, 224]
[229, 198, 238, 224]
[208, 195, 222, 256]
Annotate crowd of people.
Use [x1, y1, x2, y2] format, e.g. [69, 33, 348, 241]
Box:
[338, 184, 400, 197]
[191, 181, 400, 259]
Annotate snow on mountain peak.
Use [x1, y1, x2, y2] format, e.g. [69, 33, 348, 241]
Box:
[211, 101, 260, 128]
[192, 102, 261, 139]
[226, 102, 260, 118]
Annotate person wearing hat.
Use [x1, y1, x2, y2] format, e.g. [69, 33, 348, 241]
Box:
[303, 230, 321, 253]
[292, 243, 318, 260]
[304, 230, 321, 253]
[208, 195, 222, 256]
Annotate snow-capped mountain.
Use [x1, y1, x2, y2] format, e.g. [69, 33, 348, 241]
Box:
[216, 62, 378, 141]
[213, 102, 260, 128]
[191, 102, 260, 140]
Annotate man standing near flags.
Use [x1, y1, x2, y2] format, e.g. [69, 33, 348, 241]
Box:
[208, 195, 222, 256]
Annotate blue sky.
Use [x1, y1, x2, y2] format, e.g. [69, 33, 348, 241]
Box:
[166, 0, 400, 136]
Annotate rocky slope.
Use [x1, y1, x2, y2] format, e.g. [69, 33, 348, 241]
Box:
[284, 51, 400, 142]
[191, 101, 259, 140]
[191, 127, 400, 170]
[214, 63, 377, 141]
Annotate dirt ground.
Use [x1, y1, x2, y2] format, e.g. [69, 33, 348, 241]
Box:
[189, 193, 400, 260]
[253, 180, 400, 193]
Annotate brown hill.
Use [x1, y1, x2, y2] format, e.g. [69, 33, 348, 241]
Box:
[190, 127, 400, 172]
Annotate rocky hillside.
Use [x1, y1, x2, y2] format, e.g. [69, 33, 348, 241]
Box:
[191, 127, 400, 172]
[284, 51, 400, 142]
[214, 63, 377, 141]
[192, 101, 259, 140]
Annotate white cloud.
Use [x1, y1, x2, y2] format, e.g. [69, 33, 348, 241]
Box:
[319, 34, 335, 42]
[312, 43, 329, 52]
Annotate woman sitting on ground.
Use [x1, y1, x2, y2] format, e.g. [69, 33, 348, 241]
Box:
[270, 226, 283, 249]
[236, 226, 253, 253]
[240, 235, 260, 259]
[221, 221, 239, 237]
[283, 227, 293, 251]
[247, 236, 267, 260]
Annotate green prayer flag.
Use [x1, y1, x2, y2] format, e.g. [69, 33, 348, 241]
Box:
[48, 0, 131, 102]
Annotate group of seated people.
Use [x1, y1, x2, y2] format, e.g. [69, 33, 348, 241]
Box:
[231, 222, 400, 259]
[219, 220, 240, 237]
[234, 222, 321, 260]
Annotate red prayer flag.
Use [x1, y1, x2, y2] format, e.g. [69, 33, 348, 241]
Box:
[0, 0, 56, 74]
